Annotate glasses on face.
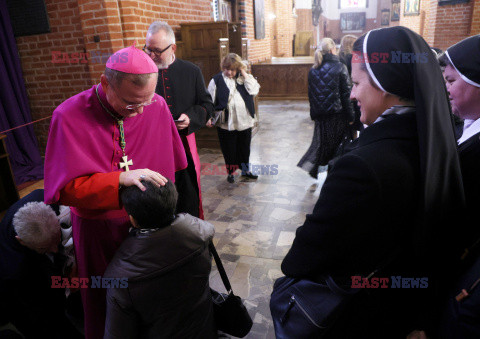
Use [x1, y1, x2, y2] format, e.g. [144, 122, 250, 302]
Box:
[110, 85, 157, 111]
[143, 44, 172, 57]
[125, 99, 157, 111]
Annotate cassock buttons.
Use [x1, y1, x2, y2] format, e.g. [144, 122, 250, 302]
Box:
[117, 151, 121, 155]
[114, 162, 118, 166]
[115, 137, 119, 141]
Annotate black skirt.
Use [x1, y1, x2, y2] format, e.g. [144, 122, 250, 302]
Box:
[297, 115, 350, 178]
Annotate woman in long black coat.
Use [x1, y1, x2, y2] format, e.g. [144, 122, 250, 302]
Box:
[281, 27, 467, 338]
[297, 38, 354, 178]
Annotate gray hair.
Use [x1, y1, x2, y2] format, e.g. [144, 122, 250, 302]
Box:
[104, 67, 157, 88]
[13, 202, 59, 246]
[147, 21, 176, 44]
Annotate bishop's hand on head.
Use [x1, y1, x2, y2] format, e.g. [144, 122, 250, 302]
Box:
[119, 169, 167, 191]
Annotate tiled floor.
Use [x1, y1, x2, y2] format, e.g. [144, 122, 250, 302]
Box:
[204, 100, 327, 338]
[6, 99, 326, 338]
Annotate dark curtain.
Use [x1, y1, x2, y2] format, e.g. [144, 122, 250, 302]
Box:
[0, 1, 43, 185]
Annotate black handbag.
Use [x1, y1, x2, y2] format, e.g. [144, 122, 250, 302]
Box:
[209, 243, 253, 338]
[270, 275, 358, 338]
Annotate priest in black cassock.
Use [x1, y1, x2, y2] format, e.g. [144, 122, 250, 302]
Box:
[144, 21, 214, 219]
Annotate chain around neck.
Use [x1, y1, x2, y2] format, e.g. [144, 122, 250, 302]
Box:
[95, 84, 126, 155]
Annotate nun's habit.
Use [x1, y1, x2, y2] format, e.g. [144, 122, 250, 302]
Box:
[281, 26, 466, 338]
[446, 35, 480, 214]
[439, 35, 480, 339]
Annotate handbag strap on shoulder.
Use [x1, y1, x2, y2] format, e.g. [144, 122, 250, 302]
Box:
[209, 242, 233, 294]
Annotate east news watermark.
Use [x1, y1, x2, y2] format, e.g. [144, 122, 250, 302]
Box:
[51, 276, 128, 289]
[51, 51, 128, 64]
[201, 163, 279, 176]
[351, 276, 428, 289]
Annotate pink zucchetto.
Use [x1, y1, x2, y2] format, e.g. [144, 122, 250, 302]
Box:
[106, 43, 158, 74]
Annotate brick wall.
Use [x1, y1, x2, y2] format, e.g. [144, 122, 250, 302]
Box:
[472, 0, 480, 35]
[399, 0, 428, 35]
[14, 0, 213, 154]
[431, 0, 475, 50]
[15, 0, 91, 153]
[273, 0, 296, 57]
[240, 0, 272, 63]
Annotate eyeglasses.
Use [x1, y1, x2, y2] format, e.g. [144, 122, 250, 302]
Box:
[125, 99, 157, 111]
[106, 82, 157, 111]
[143, 44, 172, 57]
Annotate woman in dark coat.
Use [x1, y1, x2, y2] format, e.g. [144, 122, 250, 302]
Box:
[339, 34, 364, 138]
[297, 38, 354, 178]
[280, 27, 467, 338]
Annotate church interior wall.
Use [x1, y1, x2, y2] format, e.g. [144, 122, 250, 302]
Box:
[472, 0, 480, 35]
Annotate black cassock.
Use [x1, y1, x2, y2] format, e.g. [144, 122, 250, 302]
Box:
[156, 58, 213, 218]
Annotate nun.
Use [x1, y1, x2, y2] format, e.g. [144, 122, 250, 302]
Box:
[438, 35, 480, 339]
[280, 26, 466, 338]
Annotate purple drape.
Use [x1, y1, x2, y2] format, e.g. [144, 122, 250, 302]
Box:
[0, 1, 43, 185]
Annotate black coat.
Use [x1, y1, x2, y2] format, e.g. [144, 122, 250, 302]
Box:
[458, 131, 480, 219]
[308, 54, 354, 122]
[156, 58, 214, 136]
[0, 190, 81, 339]
[104, 213, 216, 339]
[155, 58, 214, 217]
[282, 112, 448, 337]
[437, 132, 480, 338]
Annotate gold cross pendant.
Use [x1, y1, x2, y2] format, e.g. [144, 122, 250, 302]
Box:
[119, 155, 133, 171]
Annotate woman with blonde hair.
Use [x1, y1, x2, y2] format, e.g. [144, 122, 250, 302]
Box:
[297, 37, 354, 178]
[207, 53, 260, 183]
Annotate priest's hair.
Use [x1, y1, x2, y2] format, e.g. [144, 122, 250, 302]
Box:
[13, 202, 60, 246]
[121, 180, 178, 229]
[147, 21, 176, 45]
[105, 67, 157, 88]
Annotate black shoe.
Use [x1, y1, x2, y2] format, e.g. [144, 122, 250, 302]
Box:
[242, 171, 258, 179]
[227, 174, 235, 183]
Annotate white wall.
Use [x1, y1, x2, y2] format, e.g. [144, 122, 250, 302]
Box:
[296, 0, 312, 9]
[321, 0, 378, 19]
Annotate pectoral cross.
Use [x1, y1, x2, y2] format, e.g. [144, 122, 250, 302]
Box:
[119, 155, 133, 171]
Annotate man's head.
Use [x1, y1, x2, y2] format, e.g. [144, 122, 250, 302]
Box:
[145, 21, 177, 69]
[100, 69, 158, 118]
[121, 180, 178, 229]
[101, 44, 159, 118]
[13, 202, 62, 254]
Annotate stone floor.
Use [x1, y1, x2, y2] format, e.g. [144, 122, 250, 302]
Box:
[204, 100, 327, 338]
[6, 99, 327, 338]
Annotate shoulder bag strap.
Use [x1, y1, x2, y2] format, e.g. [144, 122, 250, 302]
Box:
[209, 242, 233, 293]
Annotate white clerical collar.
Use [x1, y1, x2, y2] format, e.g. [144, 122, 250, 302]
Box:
[458, 117, 480, 144]
[158, 55, 176, 70]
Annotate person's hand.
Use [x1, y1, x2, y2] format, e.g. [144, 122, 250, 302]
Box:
[349, 121, 354, 125]
[119, 169, 167, 191]
[206, 118, 214, 128]
[240, 68, 248, 78]
[175, 113, 190, 130]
